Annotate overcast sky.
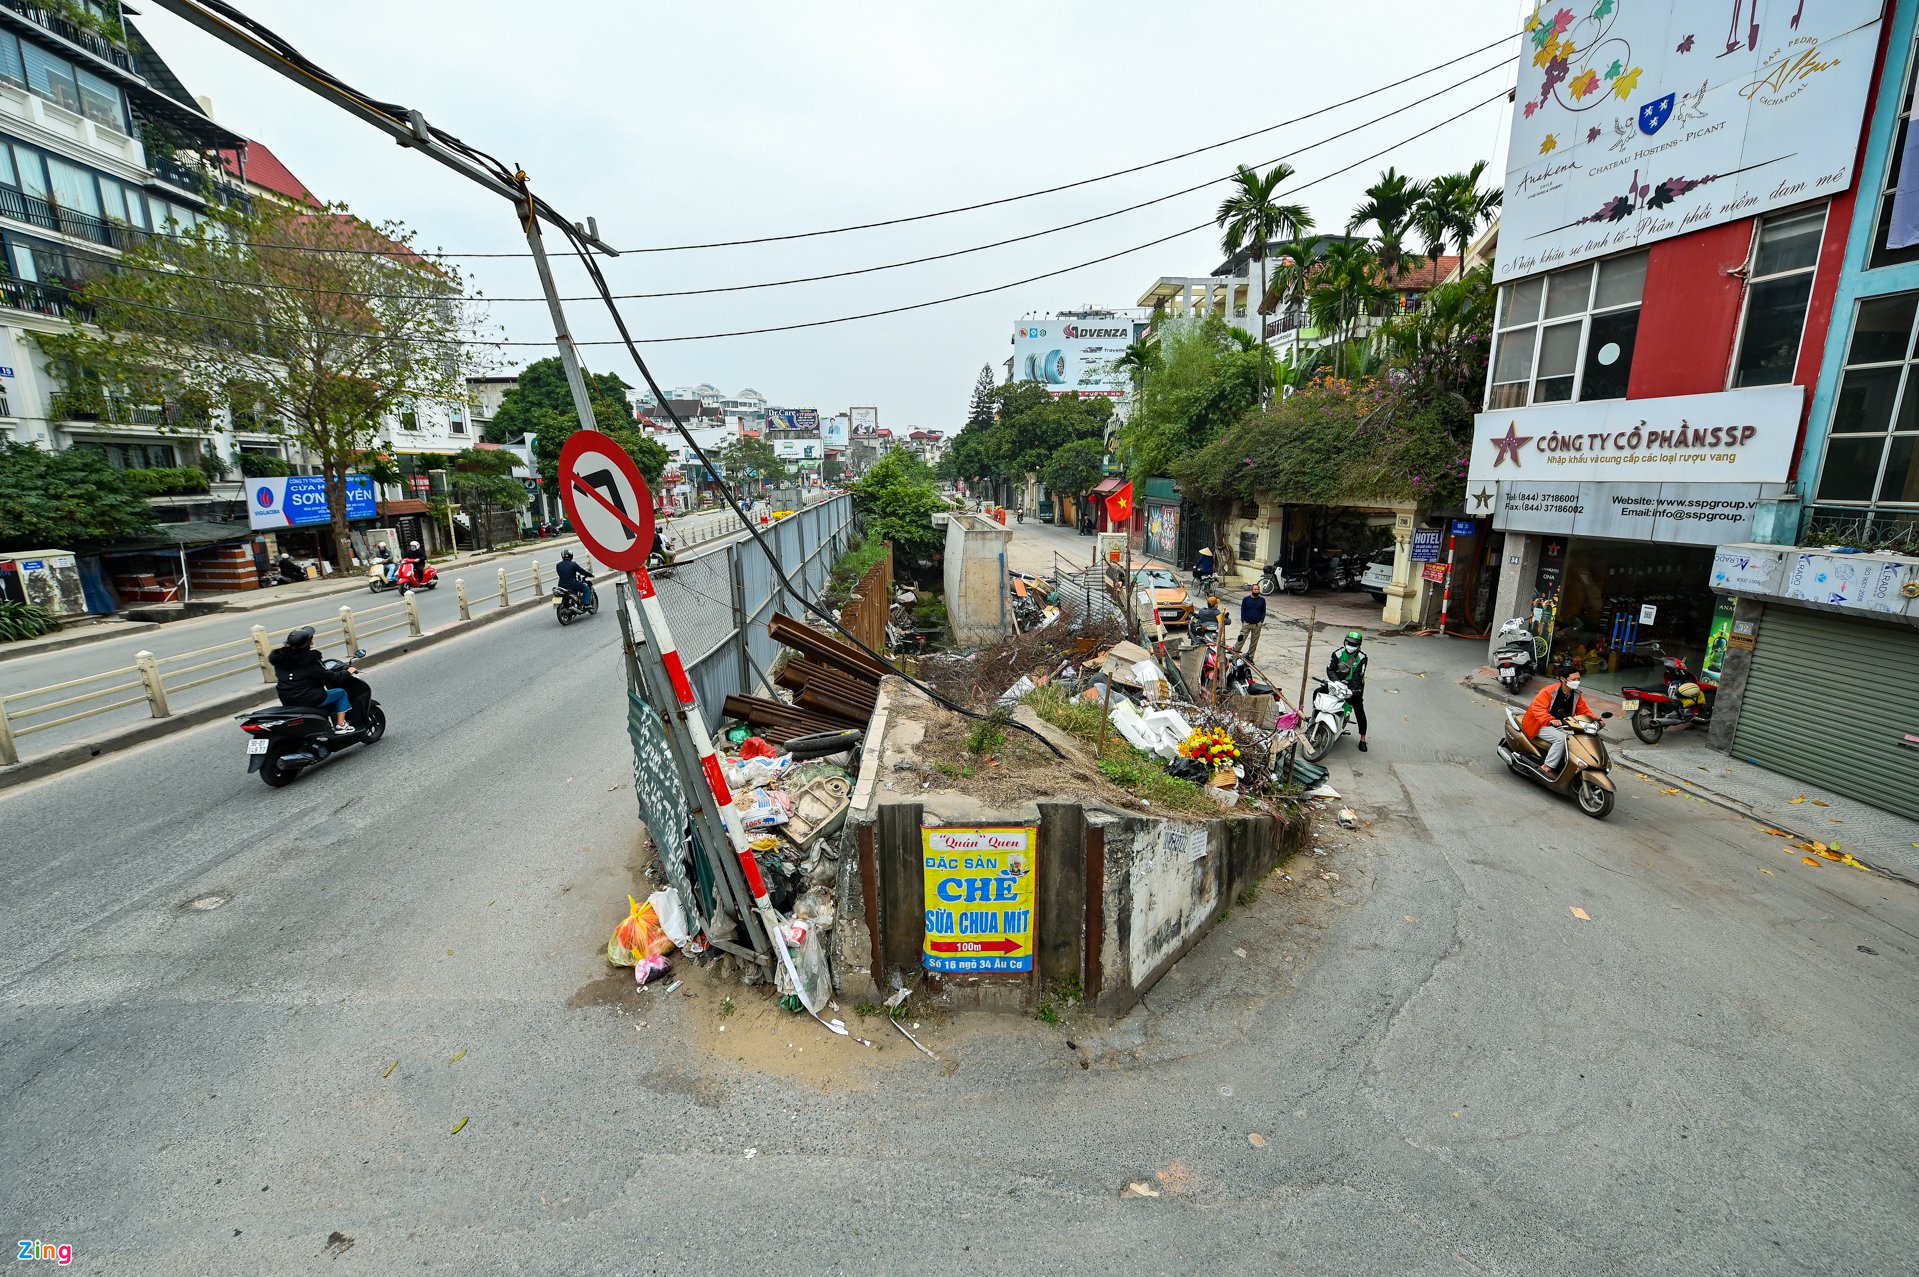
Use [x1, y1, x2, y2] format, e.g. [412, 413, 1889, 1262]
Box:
[132, 0, 1524, 429]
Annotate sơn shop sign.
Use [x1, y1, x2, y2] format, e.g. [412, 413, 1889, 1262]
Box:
[247, 474, 376, 530]
[1467, 385, 1801, 487]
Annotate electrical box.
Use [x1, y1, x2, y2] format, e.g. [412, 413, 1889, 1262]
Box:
[2, 549, 85, 617]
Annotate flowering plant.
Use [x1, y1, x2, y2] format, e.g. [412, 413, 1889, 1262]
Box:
[1178, 727, 1240, 768]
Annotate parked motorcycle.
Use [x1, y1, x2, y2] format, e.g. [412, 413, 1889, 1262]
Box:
[552, 580, 599, 626]
[1300, 677, 1356, 761]
[1492, 616, 1540, 692]
[272, 555, 307, 586]
[1256, 558, 1311, 597]
[1307, 549, 1358, 592]
[1495, 706, 1617, 819]
[236, 649, 384, 787]
[1202, 646, 1276, 699]
[1621, 657, 1717, 744]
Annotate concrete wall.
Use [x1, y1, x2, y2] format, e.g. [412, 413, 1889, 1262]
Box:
[940, 512, 1013, 646]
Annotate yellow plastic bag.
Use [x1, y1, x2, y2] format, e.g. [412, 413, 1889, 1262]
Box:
[606, 895, 673, 967]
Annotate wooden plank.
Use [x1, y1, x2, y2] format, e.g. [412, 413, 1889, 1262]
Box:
[1084, 823, 1105, 1003]
[769, 612, 892, 681]
[859, 822, 880, 979]
[877, 803, 924, 978]
[1036, 802, 1085, 988]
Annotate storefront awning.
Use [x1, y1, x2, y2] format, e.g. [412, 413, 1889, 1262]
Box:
[1090, 477, 1125, 496]
[101, 520, 254, 555]
[380, 499, 430, 516]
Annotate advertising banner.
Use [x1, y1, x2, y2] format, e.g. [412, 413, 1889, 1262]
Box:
[766, 408, 820, 432]
[1493, 480, 1778, 545]
[849, 406, 879, 438]
[921, 826, 1036, 973]
[1468, 385, 1801, 486]
[247, 474, 376, 530]
[822, 413, 850, 447]
[1410, 529, 1444, 562]
[1012, 317, 1136, 398]
[1496, 0, 1882, 281]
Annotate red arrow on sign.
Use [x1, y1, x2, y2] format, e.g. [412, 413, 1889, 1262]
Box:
[928, 938, 1022, 955]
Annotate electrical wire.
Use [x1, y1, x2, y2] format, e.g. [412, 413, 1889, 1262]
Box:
[68, 87, 1504, 349]
[93, 48, 1512, 305]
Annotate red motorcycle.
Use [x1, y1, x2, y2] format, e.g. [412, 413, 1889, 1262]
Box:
[396, 559, 438, 593]
[1620, 656, 1715, 744]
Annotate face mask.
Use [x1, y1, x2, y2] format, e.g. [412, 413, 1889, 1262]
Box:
[1566, 680, 1581, 692]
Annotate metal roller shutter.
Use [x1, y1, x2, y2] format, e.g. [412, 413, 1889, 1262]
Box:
[1732, 606, 1919, 820]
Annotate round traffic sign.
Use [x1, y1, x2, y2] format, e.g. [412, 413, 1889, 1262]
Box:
[557, 431, 656, 571]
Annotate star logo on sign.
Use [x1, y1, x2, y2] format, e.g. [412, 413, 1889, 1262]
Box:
[1472, 487, 1496, 510]
[1490, 422, 1533, 468]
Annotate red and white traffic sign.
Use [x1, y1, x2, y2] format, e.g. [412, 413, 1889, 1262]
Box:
[557, 431, 656, 571]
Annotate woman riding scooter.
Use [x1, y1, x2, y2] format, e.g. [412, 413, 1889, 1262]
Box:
[269, 626, 358, 735]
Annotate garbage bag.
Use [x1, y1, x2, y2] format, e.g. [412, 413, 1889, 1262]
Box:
[647, 888, 693, 948]
[737, 736, 779, 760]
[607, 895, 674, 967]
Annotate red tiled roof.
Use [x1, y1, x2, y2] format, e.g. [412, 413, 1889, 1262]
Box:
[1394, 255, 1463, 290]
[218, 142, 321, 207]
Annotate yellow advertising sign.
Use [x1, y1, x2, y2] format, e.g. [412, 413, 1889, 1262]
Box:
[921, 826, 1037, 973]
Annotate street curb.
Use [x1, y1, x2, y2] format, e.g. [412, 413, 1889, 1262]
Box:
[0, 622, 163, 664]
[0, 584, 580, 793]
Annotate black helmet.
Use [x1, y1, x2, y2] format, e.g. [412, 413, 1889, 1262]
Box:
[561, 549, 574, 561]
[285, 625, 315, 648]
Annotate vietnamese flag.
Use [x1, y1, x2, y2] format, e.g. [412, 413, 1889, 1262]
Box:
[1105, 481, 1135, 524]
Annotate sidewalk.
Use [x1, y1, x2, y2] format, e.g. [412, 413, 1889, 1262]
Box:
[1462, 666, 1919, 883]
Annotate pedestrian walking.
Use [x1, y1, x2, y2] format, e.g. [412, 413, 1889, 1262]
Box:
[1234, 589, 1266, 660]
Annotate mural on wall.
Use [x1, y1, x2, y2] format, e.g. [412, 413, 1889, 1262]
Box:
[1144, 504, 1180, 561]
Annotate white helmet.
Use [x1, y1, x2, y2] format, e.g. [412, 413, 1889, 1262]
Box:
[408, 540, 421, 550]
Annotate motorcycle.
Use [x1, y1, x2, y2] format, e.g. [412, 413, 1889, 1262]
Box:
[396, 559, 438, 593]
[366, 559, 400, 592]
[1256, 559, 1311, 597]
[1202, 646, 1276, 699]
[1300, 678, 1356, 761]
[1307, 550, 1358, 592]
[236, 649, 384, 788]
[1496, 707, 1617, 819]
[553, 579, 599, 625]
[1621, 657, 1717, 744]
[1492, 616, 1540, 692]
[271, 556, 307, 586]
[646, 534, 676, 578]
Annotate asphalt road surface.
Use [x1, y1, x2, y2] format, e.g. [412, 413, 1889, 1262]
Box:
[2, 550, 1914, 1275]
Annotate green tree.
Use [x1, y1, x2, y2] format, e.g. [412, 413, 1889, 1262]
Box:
[448, 447, 528, 551]
[41, 202, 476, 572]
[937, 421, 996, 487]
[853, 449, 947, 560]
[1113, 339, 1158, 395]
[717, 435, 789, 493]
[1114, 315, 1265, 480]
[1215, 162, 1314, 404]
[1413, 161, 1503, 271]
[1041, 437, 1106, 500]
[0, 441, 157, 550]
[1262, 235, 1322, 339]
[487, 356, 665, 498]
[967, 363, 996, 429]
[1348, 167, 1428, 285]
[1307, 240, 1388, 375]
[986, 381, 1112, 483]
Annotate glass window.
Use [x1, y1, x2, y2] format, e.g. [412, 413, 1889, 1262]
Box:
[1733, 206, 1826, 388]
[0, 31, 24, 88]
[0, 145, 16, 190]
[1817, 289, 1919, 512]
[46, 157, 99, 217]
[99, 179, 125, 223]
[14, 147, 46, 200]
[1483, 250, 1646, 408]
[1873, 23, 1919, 270]
[21, 42, 80, 114]
[74, 68, 125, 133]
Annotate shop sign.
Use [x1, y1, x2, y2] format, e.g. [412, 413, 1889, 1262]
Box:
[1421, 562, 1448, 583]
[1783, 552, 1914, 613]
[1470, 386, 1801, 485]
[248, 474, 376, 530]
[1494, 481, 1777, 545]
[1410, 529, 1443, 562]
[921, 826, 1036, 973]
[1450, 520, 1478, 537]
[1710, 546, 1784, 593]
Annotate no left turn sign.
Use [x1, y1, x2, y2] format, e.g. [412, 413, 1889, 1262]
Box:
[557, 430, 656, 572]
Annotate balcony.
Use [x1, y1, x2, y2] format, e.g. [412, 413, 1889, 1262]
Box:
[0, 0, 133, 73]
[0, 274, 90, 319]
[0, 183, 146, 250]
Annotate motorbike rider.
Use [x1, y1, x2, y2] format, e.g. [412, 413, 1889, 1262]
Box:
[270, 626, 355, 734]
[1327, 630, 1370, 752]
[1522, 665, 1596, 779]
[1188, 594, 1225, 651]
[375, 543, 396, 585]
[554, 548, 593, 607]
[402, 539, 428, 591]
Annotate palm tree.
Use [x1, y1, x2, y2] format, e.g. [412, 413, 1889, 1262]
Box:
[1113, 338, 1158, 396]
[1216, 163, 1314, 403]
[1307, 240, 1388, 377]
[1413, 161, 1503, 278]
[1348, 167, 1428, 286]
[1261, 235, 1321, 369]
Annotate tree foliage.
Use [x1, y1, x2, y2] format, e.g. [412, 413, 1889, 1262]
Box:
[967, 363, 996, 430]
[937, 381, 1109, 490]
[853, 450, 947, 560]
[0, 440, 157, 550]
[448, 446, 526, 550]
[1041, 437, 1106, 498]
[1113, 315, 1266, 480]
[486, 357, 666, 497]
[718, 435, 789, 489]
[42, 201, 477, 568]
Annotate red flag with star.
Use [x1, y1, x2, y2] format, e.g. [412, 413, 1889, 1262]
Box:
[1105, 481, 1135, 525]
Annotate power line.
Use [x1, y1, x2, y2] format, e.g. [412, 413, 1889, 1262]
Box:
[95, 51, 1512, 306]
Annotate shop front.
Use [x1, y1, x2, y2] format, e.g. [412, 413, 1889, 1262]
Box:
[1476, 386, 1802, 693]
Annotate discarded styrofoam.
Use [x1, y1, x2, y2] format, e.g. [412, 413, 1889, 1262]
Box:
[1109, 700, 1160, 754]
[1304, 783, 1341, 799]
[998, 674, 1038, 705]
[1139, 708, 1194, 760]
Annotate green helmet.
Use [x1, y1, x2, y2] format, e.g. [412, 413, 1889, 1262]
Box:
[1343, 630, 1363, 650]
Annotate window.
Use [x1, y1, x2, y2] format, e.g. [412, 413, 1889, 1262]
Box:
[46, 156, 99, 217]
[399, 404, 419, 431]
[1816, 291, 1919, 510]
[74, 68, 126, 134]
[1873, 22, 1919, 269]
[1733, 205, 1826, 387]
[1488, 251, 1646, 408]
[448, 406, 467, 435]
[21, 41, 81, 114]
[0, 31, 25, 89]
[81, 441, 178, 469]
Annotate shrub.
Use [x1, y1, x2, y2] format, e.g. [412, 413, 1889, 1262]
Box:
[0, 601, 57, 642]
[120, 466, 210, 496]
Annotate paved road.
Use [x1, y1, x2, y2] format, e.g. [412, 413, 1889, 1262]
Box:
[0, 502, 780, 759]
[2, 530, 1915, 1274]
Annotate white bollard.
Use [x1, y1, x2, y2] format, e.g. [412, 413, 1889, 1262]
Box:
[339, 604, 361, 653]
[249, 624, 273, 682]
[456, 578, 471, 621]
[135, 649, 171, 718]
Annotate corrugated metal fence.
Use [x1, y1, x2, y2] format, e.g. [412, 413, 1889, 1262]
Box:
[653, 494, 856, 732]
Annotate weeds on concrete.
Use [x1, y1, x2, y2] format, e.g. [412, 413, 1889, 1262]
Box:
[1035, 1002, 1060, 1025]
[1236, 883, 1260, 907]
[719, 996, 736, 1018]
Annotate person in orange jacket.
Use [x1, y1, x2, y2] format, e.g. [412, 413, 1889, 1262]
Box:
[1521, 667, 1594, 778]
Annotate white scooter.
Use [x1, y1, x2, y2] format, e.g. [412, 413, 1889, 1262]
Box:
[1300, 677, 1356, 761]
[1492, 617, 1539, 691]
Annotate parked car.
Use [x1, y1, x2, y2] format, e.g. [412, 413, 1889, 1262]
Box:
[1122, 567, 1194, 628]
[1360, 548, 1394, 603]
